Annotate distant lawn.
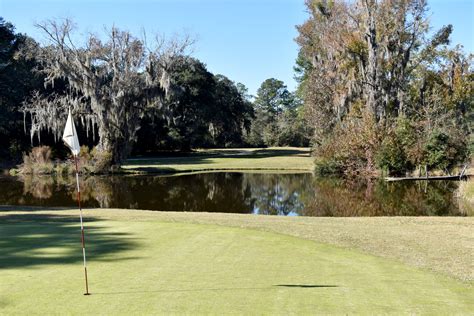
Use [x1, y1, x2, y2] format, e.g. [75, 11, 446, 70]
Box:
[122, 147, 314, 174]
[1, 209, 473, 314]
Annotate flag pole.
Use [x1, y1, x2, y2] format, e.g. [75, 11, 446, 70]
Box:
[74, 153, 90, 295]
[63, 108, 90, 295]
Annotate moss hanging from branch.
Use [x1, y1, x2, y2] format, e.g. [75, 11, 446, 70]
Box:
[20, 18, 194, 167]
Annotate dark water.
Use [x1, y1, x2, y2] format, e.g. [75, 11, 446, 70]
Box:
[0, 173, 470, 216]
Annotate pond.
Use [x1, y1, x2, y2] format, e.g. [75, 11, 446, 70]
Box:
[0, 172, 471, 216]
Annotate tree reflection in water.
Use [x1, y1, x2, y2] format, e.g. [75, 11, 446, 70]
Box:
[0, 173, 468, 216]
[303, 178, 464, 216]
[244, 174, 309, 215]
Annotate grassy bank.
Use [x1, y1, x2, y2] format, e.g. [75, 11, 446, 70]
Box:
[1, 209, 472, 314]
[458, 178, 474, 215]
[122, 147, 314, 174]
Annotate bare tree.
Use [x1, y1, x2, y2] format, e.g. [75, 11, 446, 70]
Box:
[21, 19, 194, 167]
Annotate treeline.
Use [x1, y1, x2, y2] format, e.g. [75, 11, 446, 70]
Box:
[134, 68, 310, 154]
[3, 0, 471, 177]
[296, 0, 473, 176]
[0, 17, 309, 167]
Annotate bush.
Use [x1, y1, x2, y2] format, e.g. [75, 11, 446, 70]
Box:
[376, 119, 415, 175]
[19, 146, 54, 174]
[90, 147, 113, 173]
[30, 146, 52, 164]
[54, 162, 72, 175]
[314, 157, 344, 176]
[424, 129, 469, 171]
[17, 145, 115, 175]
[74, 146, 113, 173]
[313, 111, 382, 176]
[376, 136, 410, 175]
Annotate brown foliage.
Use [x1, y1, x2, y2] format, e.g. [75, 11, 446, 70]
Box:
[20, 146, 54, 174]
[316, 110, 384, 176]
[297, 0, 471, 175]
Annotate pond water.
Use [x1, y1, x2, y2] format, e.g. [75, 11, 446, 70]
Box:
[0, 172, 471, 216]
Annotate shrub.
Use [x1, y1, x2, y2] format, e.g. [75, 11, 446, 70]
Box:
[73, 146, 113, 173]
[17, 145, 117, 175]
[19, 146, 54, 174]
[90, 147, 113, 173]
[376, 135, 410, 175]
[30, 146, 52, 164]
[54, 162, 72, 175]
[424, 129, 469, 171]
[313, 111, 383, 176]
[376, 119, 415, 175]
[314, 157, 344, 176]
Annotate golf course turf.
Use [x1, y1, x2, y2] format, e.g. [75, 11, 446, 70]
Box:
[1, 209, 473, 314]
[122, 147, 314, 174]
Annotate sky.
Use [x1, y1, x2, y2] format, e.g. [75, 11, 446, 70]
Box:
[1, 0, 473, 95]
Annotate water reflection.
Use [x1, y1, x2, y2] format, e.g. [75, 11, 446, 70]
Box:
[244, 174, 308, 215]
[0, 173, 469, 216]
[304, 178, 465, 216]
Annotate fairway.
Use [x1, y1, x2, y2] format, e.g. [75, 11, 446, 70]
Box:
[122, 147, 314, 174]
[1, 213, 472, 314]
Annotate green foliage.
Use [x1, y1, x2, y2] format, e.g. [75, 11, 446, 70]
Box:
[376, 119, 415, 175]
[246, 78, 309, 147]
[134, 58, 253, 152]
[164, 56, 216, 150]
[424, 130, 468, 171]
[296, 1, 472, 176]
[53, 162, 71, 175]
[377, 137, 410, 176]
[276, 107, 311, 147]
[0, 17, 42, 161]
[376, 117, 469, 175]
[210, 75, 253, 147]
[314, 157, 344, 176]
[254, 78, 292, 114]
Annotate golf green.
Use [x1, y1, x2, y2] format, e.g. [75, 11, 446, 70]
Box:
[1, 217, 472, 314]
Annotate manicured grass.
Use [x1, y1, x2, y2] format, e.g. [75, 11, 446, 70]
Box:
[122, 147, 314, 174]
[1, 209, 473, 314]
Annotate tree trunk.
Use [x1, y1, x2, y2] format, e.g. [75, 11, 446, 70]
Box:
[363, 0, 381, 122]
[364, 0, 379, 122]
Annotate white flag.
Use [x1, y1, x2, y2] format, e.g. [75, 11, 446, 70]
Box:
[62, 109, 81, 156]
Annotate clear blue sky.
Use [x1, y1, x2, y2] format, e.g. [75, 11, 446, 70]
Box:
[1, 0, 472, 95]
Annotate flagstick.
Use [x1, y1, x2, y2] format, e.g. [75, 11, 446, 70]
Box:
[74, 155, 90, 295]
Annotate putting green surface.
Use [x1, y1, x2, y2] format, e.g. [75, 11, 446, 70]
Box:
[1, 215, 472, 314]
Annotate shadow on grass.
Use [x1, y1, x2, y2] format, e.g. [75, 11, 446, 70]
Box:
[275, 284, 338, 288]
[93, 284, 339, 295]
[0, 213, 139, 269]
[125, 148, 310, 167]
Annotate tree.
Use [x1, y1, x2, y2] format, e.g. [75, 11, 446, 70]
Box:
[21, 19, 194, 167]
[210, 75, 253, 147]
[0, 17, 42, 161]
[276, 99, 311, 147]
[134, 60, 254, 152]
[164, 56, 216, 151]
[296, 0, 472, 175]
[247, 78, 295, 146]
[254, 78, 293, 114]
